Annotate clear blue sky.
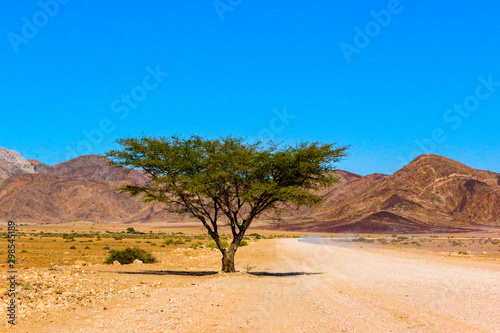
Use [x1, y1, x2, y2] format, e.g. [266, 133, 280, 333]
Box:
[1, 0, 499, 175]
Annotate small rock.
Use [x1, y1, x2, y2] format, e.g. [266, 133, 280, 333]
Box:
[113, 261, 121, 266]
[133, 259, 143, 265]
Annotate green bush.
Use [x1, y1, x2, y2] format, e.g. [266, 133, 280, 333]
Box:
[164, 238, 174, 245]
[70, 246, 76, 249]
[173, 239, 185, 245]
[104, 247, 156, 265]
[207, 240, 231, 249]
[190, 241, 203, 249]
[103, 246, 110, 250]
[239, 239, 248, 246]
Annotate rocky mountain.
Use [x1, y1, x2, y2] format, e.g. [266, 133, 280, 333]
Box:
[0, 173, 142, 222]
[0, 147, 36, 180]
[0, 148, 498, 232]
[47, 155, 149, 183]
[0, 152, 167, 223]
[274, 154, 500, 233]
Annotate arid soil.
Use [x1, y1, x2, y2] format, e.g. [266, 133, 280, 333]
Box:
[2, 235, 499, 332]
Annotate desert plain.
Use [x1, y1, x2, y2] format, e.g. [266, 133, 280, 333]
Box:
[1, 221, 499, 333]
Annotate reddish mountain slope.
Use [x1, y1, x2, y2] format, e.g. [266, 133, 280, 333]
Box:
[0, 173, 145, 222]
[0, 154, 159, 223]
[47, 155, 148, 183]
[275, 155, 500, 232]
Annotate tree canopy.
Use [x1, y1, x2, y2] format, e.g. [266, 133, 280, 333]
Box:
[106, 135, 348, 272]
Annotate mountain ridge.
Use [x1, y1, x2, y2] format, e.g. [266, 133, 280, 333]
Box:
[0, 149, 498, 232]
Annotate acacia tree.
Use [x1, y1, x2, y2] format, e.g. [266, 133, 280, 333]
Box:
[106, 136, 348, 272]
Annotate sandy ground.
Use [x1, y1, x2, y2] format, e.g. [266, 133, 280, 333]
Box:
[6, 238, 500, 333]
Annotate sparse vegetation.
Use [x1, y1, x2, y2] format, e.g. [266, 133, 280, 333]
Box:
[190, 241, 203, 249]
[104, 247, 157, 265]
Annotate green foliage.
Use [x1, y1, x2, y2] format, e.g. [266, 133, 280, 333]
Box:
[106, 135, 348, 271]
[239, 239, 248, 246]
[103, 246, 110, 250]
[207, 241, 217, 249]
[164, 238, 174, 245]
[127, 227, 136, 233]
[190, 241, 203, 249]
[104, 247, 157, 265]
[69, 246, 76, 249]
[352, 237, 374, 243]
[107, 135, 347, 219]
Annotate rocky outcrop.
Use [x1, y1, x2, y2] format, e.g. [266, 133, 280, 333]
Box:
[0, 147, 36, 180]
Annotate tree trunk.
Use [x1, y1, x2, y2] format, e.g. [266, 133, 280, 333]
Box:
[221, 248, 236, 272]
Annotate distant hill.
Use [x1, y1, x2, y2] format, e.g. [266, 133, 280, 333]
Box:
[272, 154, 500, 233]
[0, 153, 171, 223]
[0, 148, 498, 232]
[0, 147, 36, 179]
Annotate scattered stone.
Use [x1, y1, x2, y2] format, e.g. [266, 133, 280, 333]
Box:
[113, 261, 121, 266]
[133, 259, 143, 265]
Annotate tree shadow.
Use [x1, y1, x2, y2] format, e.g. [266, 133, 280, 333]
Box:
[247, 271, 322, 277]
[108, 270, 322, 277]
[113, 270, 219, 276]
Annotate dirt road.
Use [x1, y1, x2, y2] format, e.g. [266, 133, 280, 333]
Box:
[17, 239, 500, 332]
